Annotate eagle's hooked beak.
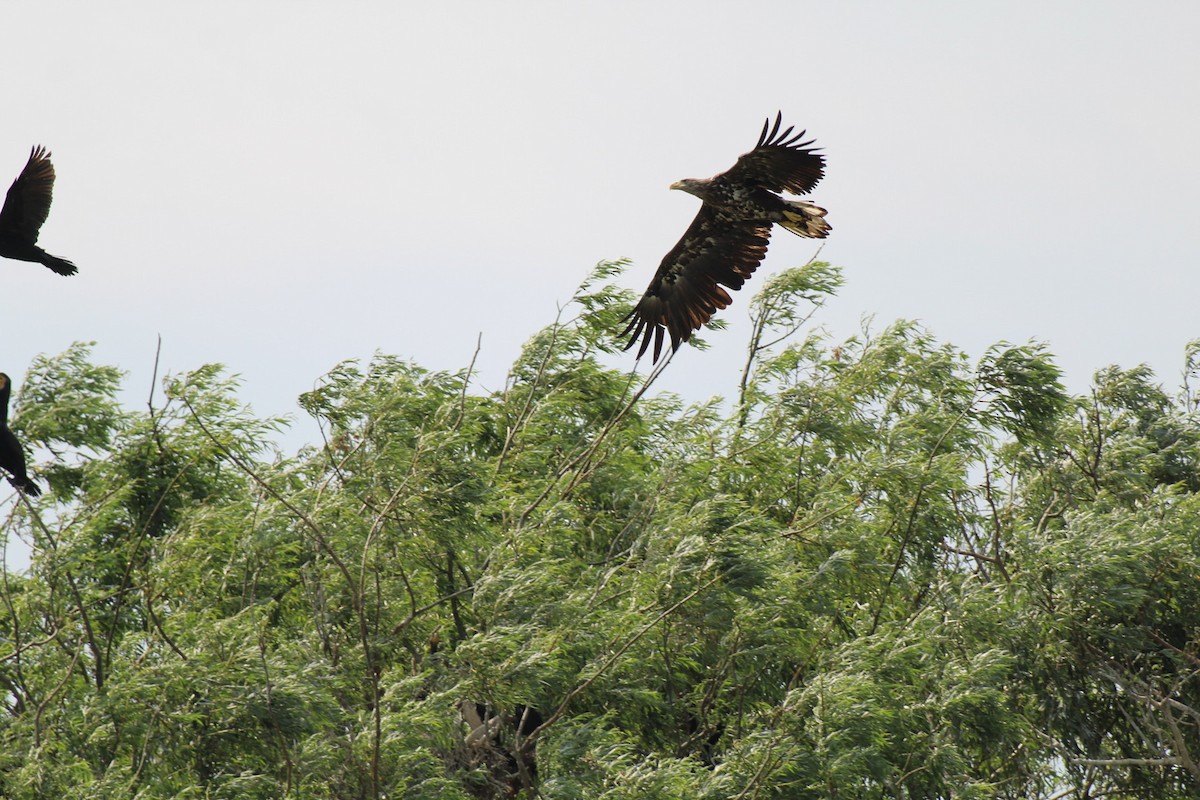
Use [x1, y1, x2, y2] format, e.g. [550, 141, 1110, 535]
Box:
[671, 179, 705, 196]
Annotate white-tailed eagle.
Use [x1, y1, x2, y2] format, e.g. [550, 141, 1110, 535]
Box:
[622, 114, 829, 362]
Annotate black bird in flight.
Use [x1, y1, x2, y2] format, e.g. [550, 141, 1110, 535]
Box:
[0, 146, 77, 276]
[0, 373, 41, 497]
[622, 113, 830, 362]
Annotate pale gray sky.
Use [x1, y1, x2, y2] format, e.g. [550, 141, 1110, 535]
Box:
[2, 1, 1199, 445]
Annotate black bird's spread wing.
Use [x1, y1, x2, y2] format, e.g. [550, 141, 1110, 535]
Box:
[0, 146, 56, 245]
[720, 112, 825, 196]
[621, 208, 772, 362]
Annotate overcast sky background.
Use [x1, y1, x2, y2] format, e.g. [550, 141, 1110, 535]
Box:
[2, 2, 1198, 460]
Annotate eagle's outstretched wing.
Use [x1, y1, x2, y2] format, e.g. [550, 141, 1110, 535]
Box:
[0, 146, 56, 245]
[621, 209, 772, 363]
[721, 112, 826, 196]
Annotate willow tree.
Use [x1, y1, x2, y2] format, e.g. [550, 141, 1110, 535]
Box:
[1, 262, 1198, 800]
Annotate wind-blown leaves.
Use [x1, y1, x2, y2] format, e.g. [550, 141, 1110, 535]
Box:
[2, 262, 1200, 798]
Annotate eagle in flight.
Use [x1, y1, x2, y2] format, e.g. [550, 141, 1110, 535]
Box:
[0, 146, 77, 276]
[621, 113, 829, 362]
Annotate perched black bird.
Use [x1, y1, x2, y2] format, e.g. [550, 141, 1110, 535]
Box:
[0, 373, 40, 496]
[622, 113, 830, 362]
[0, 146, 77, 276]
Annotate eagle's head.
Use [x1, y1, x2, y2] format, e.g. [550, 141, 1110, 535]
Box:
[670, 178, 710, 199]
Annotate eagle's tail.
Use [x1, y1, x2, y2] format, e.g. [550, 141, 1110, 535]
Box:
[780, 200, 831, 239]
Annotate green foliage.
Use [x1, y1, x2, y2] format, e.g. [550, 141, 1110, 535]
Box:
[2, 260, 1199, 798]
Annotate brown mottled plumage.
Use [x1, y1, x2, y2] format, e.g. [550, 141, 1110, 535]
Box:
[0, 146, 77, 276]
[622, 114, 830, 362]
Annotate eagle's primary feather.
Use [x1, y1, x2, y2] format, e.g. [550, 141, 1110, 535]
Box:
[621, 113, 829, 362]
